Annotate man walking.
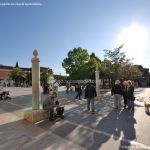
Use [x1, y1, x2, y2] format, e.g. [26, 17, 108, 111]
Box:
[85, 82, 97, 113]
[111, 80, 123, 110]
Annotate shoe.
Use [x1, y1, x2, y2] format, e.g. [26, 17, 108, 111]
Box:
[91, 111, 95, 114]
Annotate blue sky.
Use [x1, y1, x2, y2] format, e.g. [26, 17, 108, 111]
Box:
[0, 0, 150, 74]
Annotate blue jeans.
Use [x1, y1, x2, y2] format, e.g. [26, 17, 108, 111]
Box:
[127, 99, 134, 109]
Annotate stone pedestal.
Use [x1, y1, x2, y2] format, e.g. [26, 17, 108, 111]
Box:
[24, 109, 48, 123]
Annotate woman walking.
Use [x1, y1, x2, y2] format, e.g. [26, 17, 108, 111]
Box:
[127, 80, 135, 111]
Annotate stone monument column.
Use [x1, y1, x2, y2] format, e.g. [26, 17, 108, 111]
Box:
[24, 49, 48, 123]
[95, 67, 100, 97]
[31, 49, 40, 110]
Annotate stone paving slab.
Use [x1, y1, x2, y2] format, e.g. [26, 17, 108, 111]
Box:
[0, 87, 150, 150]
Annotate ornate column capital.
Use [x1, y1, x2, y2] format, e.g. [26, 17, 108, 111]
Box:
[33, 49, 38, 58]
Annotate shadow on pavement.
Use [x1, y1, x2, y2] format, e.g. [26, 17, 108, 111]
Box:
[0, 89, 140, 149]
[35, 92, 137, 150]
[0, 94, 32, 115]
[0, 119, 62, 150]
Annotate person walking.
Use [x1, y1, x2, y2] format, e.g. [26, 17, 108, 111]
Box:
[66, 82, 70, 94]
[111, 80, 123, 110]
[84, 82, 97, 113]
[75, 84, 82, 100]
[122, 81, 128, 108]
[127, 80, 135, 111]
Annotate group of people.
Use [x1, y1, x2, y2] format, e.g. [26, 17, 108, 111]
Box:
[111, 80, 135, 111]
[66, 82, 85, 94]
[44, 79, 135, 121]
[73, 79, 135, 113]
[20, 82, 30, 88]
[67, 81, 97, 113]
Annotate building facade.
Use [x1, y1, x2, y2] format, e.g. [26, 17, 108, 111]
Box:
[0, 65, 53, 86]
[134, 65, 150, 86]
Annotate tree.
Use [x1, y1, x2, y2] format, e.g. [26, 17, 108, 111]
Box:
[104, 44, 142, 81]
[25, 71, 32, 85]
[9, 67, 23, 86]
[104, 44, 128, 79]
[62, 48, 102, 80]
[62, 47, 90, 79]
[104, 44, 126, 78]
[121, 65, 142, 81]
[100, 58, 112, 79]
[83, 53, 101, 79]
[40, 71, 51, 85]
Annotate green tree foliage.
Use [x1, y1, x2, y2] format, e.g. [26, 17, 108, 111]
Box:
[62, 48, 102, 79]
[9, 67, 23, 86]
[62, 47, 90, 79]
[83, 53, 101, 79]
[104, 44, 126, 64]
[100, 58, 112, 79]
[104, 44, 127, 78]
[25, 71, 32, 85]
[121, 64, 142, 81]
[40, 71, 51, 85]
[104, 44, 142, 81]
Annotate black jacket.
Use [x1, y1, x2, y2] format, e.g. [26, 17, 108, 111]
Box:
[122, 85, 127, 97]
[111, 84, 123, 95]
[85, 84, 97, 99]
[127, 85, 134, 100]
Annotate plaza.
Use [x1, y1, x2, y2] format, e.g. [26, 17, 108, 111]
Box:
[1, 0, 150, 149]
[0, 86, 150, 150]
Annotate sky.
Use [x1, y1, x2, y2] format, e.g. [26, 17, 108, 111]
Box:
[0, 0, 150, 75]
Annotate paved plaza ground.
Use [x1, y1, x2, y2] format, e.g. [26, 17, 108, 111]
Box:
[0, 87, 150, 150]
